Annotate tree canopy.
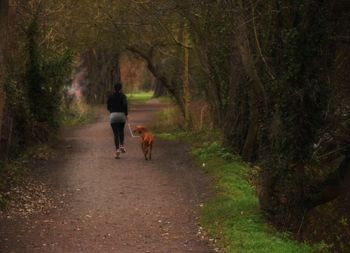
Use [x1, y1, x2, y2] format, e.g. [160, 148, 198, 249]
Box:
[0, 0, 349, 251]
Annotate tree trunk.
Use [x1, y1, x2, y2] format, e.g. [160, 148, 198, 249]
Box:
[183, 22, 192, 128]
[0, 0, 9, 160]
[229, 0, 267, 161]
[223, 43, 248, 153]
[82, 50, 119, 104]
[241, 84, 259, 161]
[153, 78, 166, 97]
[306, 146, 350, 210]
[126, 46, 186, 117]
[111, 53, 121, 86]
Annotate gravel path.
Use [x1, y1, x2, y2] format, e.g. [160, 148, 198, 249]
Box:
[0, 101, 214, 253]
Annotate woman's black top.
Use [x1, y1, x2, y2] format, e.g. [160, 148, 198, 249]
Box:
[107, 92, 128, 116]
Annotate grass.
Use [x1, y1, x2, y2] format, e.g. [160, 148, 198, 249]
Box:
[153, 107, 181, 132]
[198, 154, 311, 253]
[158, 131, 328, 253]
[127, 91, 154, 103]
[61, 102, 98, 126]
[157, 95, 173, 103]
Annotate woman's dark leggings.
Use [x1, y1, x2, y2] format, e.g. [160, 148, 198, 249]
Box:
[111, 122, 125, 150]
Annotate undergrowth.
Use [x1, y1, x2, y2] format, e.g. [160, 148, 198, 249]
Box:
[60, 101, 97, 126]
[157, 131, 328, 253]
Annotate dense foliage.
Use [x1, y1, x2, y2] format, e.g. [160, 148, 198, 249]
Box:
[1, 1, 74, 151]
[26, 17, 73, 127]
[1, 0, 349, 251]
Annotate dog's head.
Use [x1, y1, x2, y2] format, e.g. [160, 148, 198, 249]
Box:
[133, 125, 147, 134]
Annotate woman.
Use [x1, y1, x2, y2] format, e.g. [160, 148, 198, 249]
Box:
[107, 83, 128, 159]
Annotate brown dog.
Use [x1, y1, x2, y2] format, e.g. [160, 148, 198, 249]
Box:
[133, 125, 154, 160]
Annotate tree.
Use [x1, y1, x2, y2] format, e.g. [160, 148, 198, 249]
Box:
[0, 0, 9, 160]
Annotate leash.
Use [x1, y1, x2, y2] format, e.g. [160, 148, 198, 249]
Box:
[127, 123, 139, 138]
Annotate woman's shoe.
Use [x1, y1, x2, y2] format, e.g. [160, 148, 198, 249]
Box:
[120, 145, 126, 153]
[115, 149, 121, 159]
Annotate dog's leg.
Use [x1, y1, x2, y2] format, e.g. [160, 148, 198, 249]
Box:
[142, 143, 148, 160]
[149, 142, 152, 160]
[145, 147, 149, 161]
[146, 145, 150, 161]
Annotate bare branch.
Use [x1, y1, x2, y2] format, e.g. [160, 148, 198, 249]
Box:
[251, 0, 276, 80]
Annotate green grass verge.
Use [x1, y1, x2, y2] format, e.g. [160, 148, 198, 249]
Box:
[158, 132, 328, 253]
[127, 91, 154, 103]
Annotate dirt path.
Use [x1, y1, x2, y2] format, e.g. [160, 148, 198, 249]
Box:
[0, 101, 214, 253]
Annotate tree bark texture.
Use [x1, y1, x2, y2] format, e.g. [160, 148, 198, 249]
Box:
[152, 78, 167, 97]
[0, 0, 9, 160]
[183, 22, 192, 128]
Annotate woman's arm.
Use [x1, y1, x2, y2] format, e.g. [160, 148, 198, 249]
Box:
[107, 96, 111, 112]
[123, 94, 128, 117]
